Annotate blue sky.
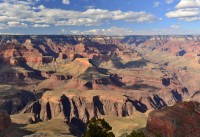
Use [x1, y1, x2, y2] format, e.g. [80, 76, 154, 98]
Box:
[0, 0, 200, 35]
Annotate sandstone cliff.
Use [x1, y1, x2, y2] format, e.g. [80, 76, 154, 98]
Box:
[21, 88, 182, 125]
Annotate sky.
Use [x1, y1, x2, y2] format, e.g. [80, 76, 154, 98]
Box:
[0, 0, 200, 35]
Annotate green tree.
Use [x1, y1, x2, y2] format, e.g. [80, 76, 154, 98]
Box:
[82, 117, 115, 137]
[126, 130, 145, 137]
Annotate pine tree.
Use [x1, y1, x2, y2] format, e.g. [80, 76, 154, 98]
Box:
[82, 118, 115, 137]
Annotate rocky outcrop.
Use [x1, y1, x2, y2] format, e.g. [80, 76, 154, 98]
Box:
[22, 88, 181, 124]
[50, 74, 72, 81]
[24, 93, 133, 122]
[0, 71, 38, 85]
[192, 91, 200, 102]
[0, 90, 35, 114]
[146, 101, 200, 137]
[0, 110, 11, 131]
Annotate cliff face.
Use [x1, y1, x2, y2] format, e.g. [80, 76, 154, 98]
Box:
[0, 110, 11, 131]
[146, 101, 200, 137]
[0, 89, 35, 114]
[23, 92, 135, 122]
[21, 88, 181, 124]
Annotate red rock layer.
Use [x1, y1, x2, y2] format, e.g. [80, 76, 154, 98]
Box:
[146, 101, 200, 137]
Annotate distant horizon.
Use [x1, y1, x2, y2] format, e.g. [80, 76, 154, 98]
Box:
[0, 0, 200, 35]
[0, 34, 200, 36]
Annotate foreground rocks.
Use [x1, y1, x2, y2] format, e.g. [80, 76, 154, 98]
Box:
[146, 101, 200, 137]
[0, 110, 11, 131]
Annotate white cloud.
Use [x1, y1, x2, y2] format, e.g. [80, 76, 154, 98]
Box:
[70, 26, 200, 35]
[71, 27, 134, 35]
[154, 1, 160, 7]
[62, 0, 70, 5]
[166, 8, 199, 18]
[0, 1, 156, 29]
[7, 21, 28, 28]
[176, 0, 200, 9]
[179, 16, 200, 21]
[112, 11, 155, 22]
[166, 0, 200, 21]
[0, 32, 24, 35]
[33, 24, 50, 27]
[166, 0, 174, 4]
[3, 0, 40, 5]
[38, 5, 45, 10]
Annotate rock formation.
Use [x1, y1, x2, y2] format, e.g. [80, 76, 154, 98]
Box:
[0, 110, 11, 131]
[0, 88, 36, 114]
[21, 88, 181, 124]
[146, 101, 200, 137]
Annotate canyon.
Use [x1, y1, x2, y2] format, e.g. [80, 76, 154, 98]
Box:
[0, 35, 200, 136]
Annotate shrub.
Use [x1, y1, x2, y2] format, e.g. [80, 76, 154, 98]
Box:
[82, 117, 115, 137]
[126, 130, 145, 137]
